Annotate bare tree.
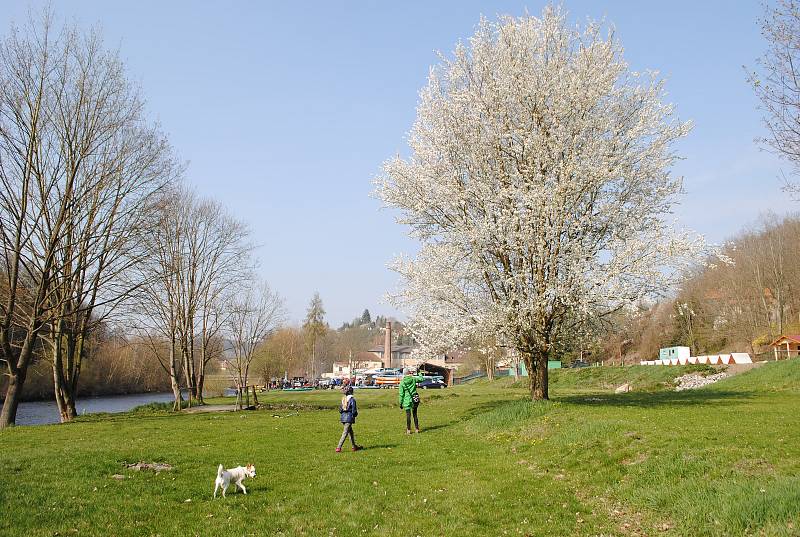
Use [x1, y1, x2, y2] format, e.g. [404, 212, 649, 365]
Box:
[257, 327, 305, 382]
[0, 12, 65, 428]
[191, 200, 250, 403]
[0, 12, 176, 426]
[750, 0, 800, 194]
[225, 281, 285, 409]
[136, 191, 190, 409]
[132, 187, 251, 409]
[41, 27, 176, 422]
[332, 325, 373, 371]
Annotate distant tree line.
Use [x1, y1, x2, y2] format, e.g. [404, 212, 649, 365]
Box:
[2, 325, 172, 401]
[589, 215, 800, 364]
[249, 302, 417, 386]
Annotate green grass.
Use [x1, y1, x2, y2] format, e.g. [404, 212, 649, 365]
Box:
[537, 363, 721, 393]
[1, 361, 798, 536]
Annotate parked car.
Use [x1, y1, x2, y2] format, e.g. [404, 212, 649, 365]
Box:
[569, 360, 590, 368]
[417, 378, 446, 389]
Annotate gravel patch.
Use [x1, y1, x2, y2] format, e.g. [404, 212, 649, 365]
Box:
[674, 372, 729, 391]
[125, 462, 173, 472]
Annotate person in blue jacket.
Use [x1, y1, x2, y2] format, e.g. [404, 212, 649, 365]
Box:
[336, 385, 362, 452]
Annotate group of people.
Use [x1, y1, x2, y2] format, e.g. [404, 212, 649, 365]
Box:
[335, 367, 424, 452]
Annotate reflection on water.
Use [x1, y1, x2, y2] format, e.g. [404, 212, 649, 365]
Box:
[13, 392, 177, 426]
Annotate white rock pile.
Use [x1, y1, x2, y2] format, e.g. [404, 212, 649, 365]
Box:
[614, 383, 631, 394]
[674, 372, 729, 391]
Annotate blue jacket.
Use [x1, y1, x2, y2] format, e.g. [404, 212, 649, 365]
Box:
[339, 396, 358, 423]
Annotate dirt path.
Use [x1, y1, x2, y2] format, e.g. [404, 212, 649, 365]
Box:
[728, 362, 766, 373]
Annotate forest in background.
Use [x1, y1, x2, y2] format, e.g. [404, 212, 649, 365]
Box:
[594, 214, 800, 364]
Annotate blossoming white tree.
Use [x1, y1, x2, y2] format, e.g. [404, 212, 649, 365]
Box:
[376, 7, 702, 400]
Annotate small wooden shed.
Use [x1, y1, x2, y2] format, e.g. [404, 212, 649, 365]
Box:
[768, 335, 800, 360]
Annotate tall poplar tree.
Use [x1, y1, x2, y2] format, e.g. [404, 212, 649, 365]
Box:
[303, 292, 326, 379]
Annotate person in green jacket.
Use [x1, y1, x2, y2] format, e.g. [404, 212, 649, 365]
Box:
[398, 367, 424, 434]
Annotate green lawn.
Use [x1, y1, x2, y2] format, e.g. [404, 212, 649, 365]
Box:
[1, 362, 798, 536]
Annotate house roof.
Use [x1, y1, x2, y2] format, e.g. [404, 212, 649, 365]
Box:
[354, 351, 383, 362]
[769, 334, 800, 346]
[334, 356, 383, 366]
[367, 345, 416, 353]
[418, 360, 459, 371]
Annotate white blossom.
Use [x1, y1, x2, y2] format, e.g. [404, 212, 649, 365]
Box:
[375, 7, 705, 399]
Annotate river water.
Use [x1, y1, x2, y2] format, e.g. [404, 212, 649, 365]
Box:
[13, 392, 176, 426]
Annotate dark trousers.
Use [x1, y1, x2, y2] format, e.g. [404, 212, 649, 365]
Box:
[405, 404, 419, 430]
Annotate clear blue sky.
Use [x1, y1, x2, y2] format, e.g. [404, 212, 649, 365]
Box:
[1, 1, 789, 326]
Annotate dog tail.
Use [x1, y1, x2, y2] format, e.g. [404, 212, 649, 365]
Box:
[217, 464, 224, 478]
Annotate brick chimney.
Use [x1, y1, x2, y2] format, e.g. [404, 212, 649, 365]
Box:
[384, 321, 392, 369]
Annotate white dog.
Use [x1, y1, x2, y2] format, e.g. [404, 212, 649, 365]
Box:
[213, 463, 256, 498]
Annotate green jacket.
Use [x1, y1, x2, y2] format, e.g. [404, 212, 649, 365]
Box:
[398, 375, 424, 410]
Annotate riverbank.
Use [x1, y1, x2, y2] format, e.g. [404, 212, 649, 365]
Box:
[1, 361, 797, 535]
[11, 392, 178, 426]
[0, 387, 174, 405]
[1, 352, 172, 404]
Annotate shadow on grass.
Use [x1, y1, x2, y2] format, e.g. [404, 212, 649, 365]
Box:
[556, 389, 756, 408]
[456, 398, 523, 424]
[361, 443, 400, 450]
[416, 423, 451, 433]
[377, 400, 513, 435]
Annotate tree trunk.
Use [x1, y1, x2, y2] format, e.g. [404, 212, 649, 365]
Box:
[531, 356, 549, 400]
[485, 355, 495, 381]
[55, 352, 78, 422]
[1, 326, 40, 428]
[0, 369, 27, 428]
[244, 362, 251, 408]
[52, 320, 68, 421]
[170, 372, 182, 411]
[53, 343, 75, 423]
[521, 346, 549, 401]
[196, 335, 206, 404]
[67, 332, 83, 419]
[52, 319, 79, 423]
[187, 333, 197, 403]
[54, 382, 77, 422]
[236, 373, 245, 410]
[196, 370, 205, 404]
[181, 344, 192, 407]
[169, 337, 182, 411]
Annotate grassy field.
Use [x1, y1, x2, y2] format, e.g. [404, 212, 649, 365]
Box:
[1, 362, 798, 537]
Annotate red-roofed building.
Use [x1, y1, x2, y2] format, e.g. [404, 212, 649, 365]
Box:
[769, 335, 800, 360]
